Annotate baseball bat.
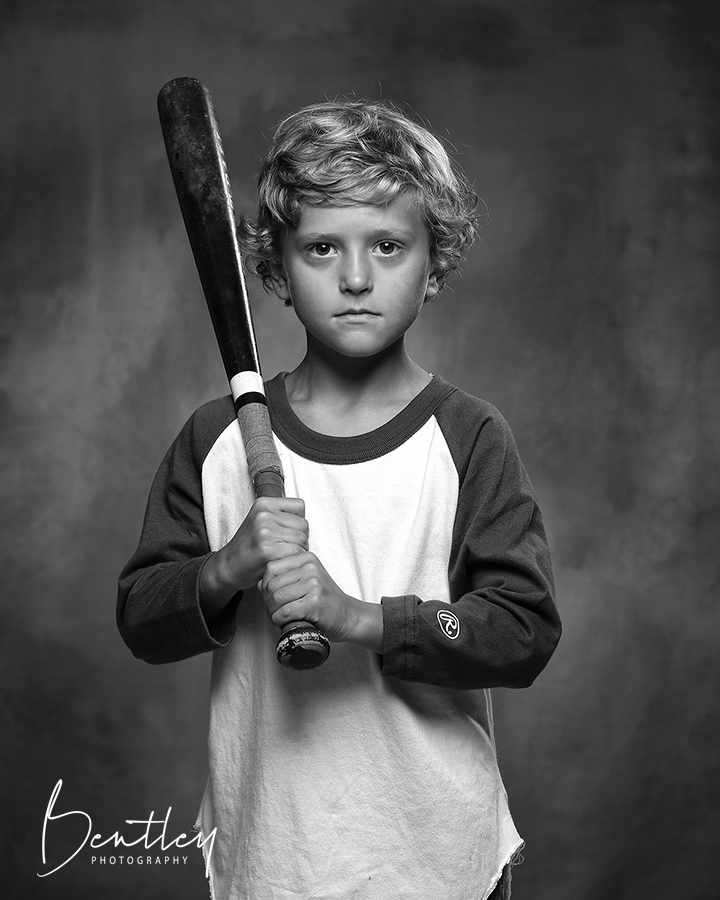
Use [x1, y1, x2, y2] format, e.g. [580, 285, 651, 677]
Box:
[157, 77, 330, 671]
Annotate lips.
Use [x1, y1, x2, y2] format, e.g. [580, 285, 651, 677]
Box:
[335, 309, 380, 317]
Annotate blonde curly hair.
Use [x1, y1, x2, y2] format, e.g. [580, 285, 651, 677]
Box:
[239, 99, 481, 296]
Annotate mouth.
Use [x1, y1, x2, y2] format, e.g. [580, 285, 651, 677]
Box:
[335, 310, 380, 318]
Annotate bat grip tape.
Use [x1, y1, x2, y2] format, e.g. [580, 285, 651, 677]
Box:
[236, 402, 284, 493]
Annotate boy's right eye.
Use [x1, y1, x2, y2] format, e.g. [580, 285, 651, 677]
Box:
[308, 243, 335, 257]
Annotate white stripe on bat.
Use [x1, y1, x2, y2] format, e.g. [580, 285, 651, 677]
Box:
[230, 371, 265, 402]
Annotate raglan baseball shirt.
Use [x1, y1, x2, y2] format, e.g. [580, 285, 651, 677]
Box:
[118, 373, 560, 900]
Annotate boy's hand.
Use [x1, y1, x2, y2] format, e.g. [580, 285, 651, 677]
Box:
[200, 497, 309, 619]
[260, 552, 383, 652]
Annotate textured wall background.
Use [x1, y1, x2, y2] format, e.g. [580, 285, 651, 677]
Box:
[1, 1, 718, 898]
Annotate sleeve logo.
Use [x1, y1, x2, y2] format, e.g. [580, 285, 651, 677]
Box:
[436, 609, 460, 640]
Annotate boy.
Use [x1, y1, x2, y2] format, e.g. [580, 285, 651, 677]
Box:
[118, 99, 561, 900]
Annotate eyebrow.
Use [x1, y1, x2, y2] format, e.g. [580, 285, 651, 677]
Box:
[295, 229, 418, 243]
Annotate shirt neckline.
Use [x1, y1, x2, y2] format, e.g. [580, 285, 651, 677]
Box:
[265, 372, 456, 465]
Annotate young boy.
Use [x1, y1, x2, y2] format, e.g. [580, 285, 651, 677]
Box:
[118, 99, 561, 900]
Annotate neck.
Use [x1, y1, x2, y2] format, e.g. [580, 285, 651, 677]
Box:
[286, 335, 427, 405]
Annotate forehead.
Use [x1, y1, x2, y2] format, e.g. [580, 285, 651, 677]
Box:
[293, 196, 429, 239]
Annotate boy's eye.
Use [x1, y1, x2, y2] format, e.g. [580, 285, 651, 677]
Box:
[309, 243, 335, 257]
[375, 241, 400, 256]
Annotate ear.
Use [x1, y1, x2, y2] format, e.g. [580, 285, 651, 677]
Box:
[267, 260, 291, 303]
[424, 269, 441, 302]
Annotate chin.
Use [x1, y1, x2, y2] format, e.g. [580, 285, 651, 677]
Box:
[341, 340, 393, 358]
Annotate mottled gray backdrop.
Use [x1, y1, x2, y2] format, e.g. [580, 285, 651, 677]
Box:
[1, 1, 718, 898]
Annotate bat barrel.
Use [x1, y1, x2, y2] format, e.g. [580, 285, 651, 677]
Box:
[157, 77, 261, 383]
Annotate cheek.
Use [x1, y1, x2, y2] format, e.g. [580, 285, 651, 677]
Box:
[403, 265, 435, 308]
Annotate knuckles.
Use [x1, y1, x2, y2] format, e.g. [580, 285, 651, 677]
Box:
[305, 574, 321, 592]
[264, 558, 284, 577]
[252, 498, 277, 515]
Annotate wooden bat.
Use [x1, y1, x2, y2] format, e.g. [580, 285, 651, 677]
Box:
[157, 77, 330, 670]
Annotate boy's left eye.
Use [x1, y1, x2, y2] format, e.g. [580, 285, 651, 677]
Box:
[375, 241, 400, 256]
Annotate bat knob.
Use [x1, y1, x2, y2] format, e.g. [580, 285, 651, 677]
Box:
[276, 622, 331, 670]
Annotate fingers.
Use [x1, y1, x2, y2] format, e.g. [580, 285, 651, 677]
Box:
[246, 497, 310, 576]
[270, 600, 309, 629]
[265, 541, 307, 563]
[265, 581, 309, 626]
[261, 551, 317, 588]
[253, 496, 305, 518]
[250, 497, 309, 556]
[259, 552, 357, 641]
[254, 507, 308, 532]
[261, 552, 319, 621]
[215, 494, 309, 594]
[255, 523, 309, 555]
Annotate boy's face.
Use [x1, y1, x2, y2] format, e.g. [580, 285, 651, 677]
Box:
[270, 196, 439, 360]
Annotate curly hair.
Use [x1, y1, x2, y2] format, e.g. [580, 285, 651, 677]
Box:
[239, 99, 481, 295]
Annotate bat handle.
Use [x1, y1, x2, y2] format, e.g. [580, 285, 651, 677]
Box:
[253, 470, 285, 498]
[254, 469, 332, 671]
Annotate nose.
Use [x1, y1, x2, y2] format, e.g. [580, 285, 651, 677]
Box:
[339, 252, 373, 294]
